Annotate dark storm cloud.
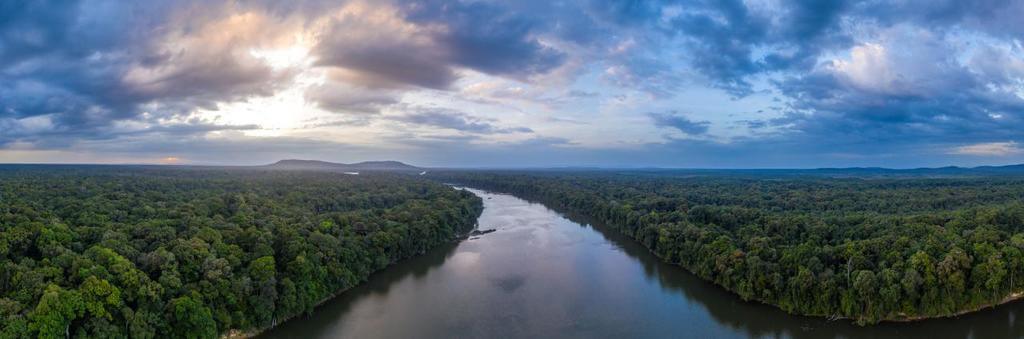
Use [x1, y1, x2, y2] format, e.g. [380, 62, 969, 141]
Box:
[648, 111, 710, 135]
[392, 108, 533, 134]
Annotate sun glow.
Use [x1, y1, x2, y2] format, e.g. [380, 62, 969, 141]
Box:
[200, 40, 330, 137]
[159, 156, 181, 164]
[249, 34, 315, 70]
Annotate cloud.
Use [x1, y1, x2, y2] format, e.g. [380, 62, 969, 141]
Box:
[118, 11, 299, 105]
[458, 81, 601, 109]
[950, 142, 1023, 156]
[738, 119, 768, 129]
[401, 0, 565, 77]
[649, 111, 711, 135]
[304, 82, 399, 114]
[967, 44, 1024, 87]
[313, 1, 457, 89]
[312, 0, 565, 90]
[770, 24, 1024, 155]
[853, 0, 1024, 39]
[3, 0, 1024, 168]
[603, 52, 691, 98]
[391, 108, 533, 134]
[0, 1, 301, 141]
[0, 112, 261, 149]
[826, 28, 968, 97]
[66, 133, 381, 165]
[656, 0, 850, 96]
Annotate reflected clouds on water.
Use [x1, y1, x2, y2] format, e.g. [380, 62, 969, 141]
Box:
[261, 189, 1024, 339]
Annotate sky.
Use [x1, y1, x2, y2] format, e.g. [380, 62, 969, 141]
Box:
[1, 0, 1023, 168]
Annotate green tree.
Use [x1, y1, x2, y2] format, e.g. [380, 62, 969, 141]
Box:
[249, 256, 277, 326]
[79, 276, 122, 320]
[168, 295, 217, 339]
[30, 285, 84, 339]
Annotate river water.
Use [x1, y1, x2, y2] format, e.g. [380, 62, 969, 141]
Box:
[259, 188, 1024, 338]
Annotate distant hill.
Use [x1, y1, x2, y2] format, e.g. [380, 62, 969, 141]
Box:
[264, 159, 421, 172]
[514, 163, 1024, 178]
[808, 163, 1024, 177]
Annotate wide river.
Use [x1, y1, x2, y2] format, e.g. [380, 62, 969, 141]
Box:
[260, 188, 1024, 338]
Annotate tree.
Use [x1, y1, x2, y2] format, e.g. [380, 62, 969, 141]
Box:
[168, 295, 217, 339]
[79, 276, 122, 320]
[30, 284, 84, 339]
[853, 270, 877, 321]
[431, 170, 1024, 323]
[0, 169, 480, 336]
[248, 256, 277, 326]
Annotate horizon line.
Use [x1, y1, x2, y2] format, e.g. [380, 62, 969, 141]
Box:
[0, 161, 1022, 172]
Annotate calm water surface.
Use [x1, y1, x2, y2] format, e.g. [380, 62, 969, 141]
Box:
[260, 188, 1024, 339]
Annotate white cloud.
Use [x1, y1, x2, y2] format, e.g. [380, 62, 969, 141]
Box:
[828, 26, 965, 97]
[950, 141, 1023, 156]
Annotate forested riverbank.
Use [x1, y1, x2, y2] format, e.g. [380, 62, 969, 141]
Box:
[0, 167, 482, 338]
[434, 171, 1024, 324]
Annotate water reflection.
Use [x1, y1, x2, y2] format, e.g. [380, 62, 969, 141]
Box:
[547, 201, 1024, 339]
[261, 240, 461, 338]
[260, 189, 1024, 339]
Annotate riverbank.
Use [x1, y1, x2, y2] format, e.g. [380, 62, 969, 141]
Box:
[884, 291, 1024, 323]
[449, 181, 1024, 326]
[220, 195, 484, 339]
[223, 287, 381, 339]
[247, 188, 1024, 338]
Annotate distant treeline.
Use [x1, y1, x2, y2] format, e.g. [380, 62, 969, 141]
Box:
[0, 168, 482, 338]
[436, 171, 1024, 324]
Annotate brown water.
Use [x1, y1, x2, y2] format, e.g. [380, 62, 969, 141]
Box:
[259, 188, 1024, 339]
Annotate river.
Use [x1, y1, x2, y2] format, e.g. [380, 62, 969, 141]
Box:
[259, 188, 1024, 338]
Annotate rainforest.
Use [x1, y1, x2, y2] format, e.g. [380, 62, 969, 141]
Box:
[434, 170, 1024, 325]
[0, 166, 482, 338]
[5, 165, 1024, 338]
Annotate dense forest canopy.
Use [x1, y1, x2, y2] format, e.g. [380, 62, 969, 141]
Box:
[0, 166, 482, 338]
[434, 170, 1024, 324]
